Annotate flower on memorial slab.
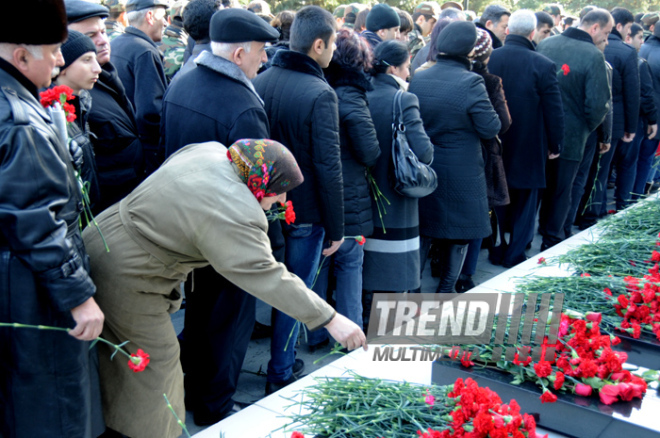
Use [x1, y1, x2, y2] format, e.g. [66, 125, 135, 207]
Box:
[580, 273, 591, 277]
[128, 349, 150, 372]
[534, 360, 552, 378]
[538, 257, 546, 265]
[575, 383, 593, 397]
[652, 250, 660, 262]
[540, 389, 557, 403]
[599, 384, 620, 405]
[424, 389, 435, 407]
[291, 432, 304, 438]
[608, 209, 616, 215]
[553, 372, 565, 390]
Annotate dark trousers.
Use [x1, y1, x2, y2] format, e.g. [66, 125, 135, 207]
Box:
[583, 137, 621, 221]
[566, 130, 598, 235]
[539, 158, 580, 248]
[182, 266, 255, 418]
[613, 127, 642, 210]
[495, 188, 538, 265]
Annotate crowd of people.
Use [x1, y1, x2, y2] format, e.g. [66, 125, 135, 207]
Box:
[1, 0, 660, 437]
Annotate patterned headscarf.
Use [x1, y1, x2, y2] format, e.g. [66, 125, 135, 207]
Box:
[227, 139, 304, 201]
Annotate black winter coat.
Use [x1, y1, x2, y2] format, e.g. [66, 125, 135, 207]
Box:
[604, 30, 640, 139]
[410, 55, 501, 240]
[324, 62, 381, 237]
[363, 74, 433, 291]
[489, 34, 564, 189]
[161, 51, 270, 156]
[87, 63, 145, 212]
[640, 36, 660, 140]
[67, 90, 101, 215]
[639, 57, 658, 131]
[0, 62, 96, 438]
[254, 50, 344, 241]
[111, 26, 168, 174]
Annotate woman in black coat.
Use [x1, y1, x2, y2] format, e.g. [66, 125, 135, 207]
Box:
[456, 28, 512, 292]
[362, 40, 433, 298]
[409, 21, 501, 294]
[308, 29, 381, 348]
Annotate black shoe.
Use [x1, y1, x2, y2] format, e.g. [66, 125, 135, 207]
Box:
[308, 338, 329, 353]
[488, 244, 506, 266]
[455, 274, 475, 293]
[193, 402, 242, 426]
[265, 373, 299, 395]
[292, 358, 305, 377]
[251, 321, 272, 340]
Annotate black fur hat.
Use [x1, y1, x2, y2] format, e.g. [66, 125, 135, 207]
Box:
[1, 0, 68, 45]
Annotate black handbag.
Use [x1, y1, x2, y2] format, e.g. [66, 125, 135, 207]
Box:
[390, 90, 438, 198]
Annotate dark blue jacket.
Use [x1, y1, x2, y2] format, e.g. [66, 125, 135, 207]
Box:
[253, 50, 344, 241]
[604, 29, 640, 139]
[111, 26, 168, 174]
[639, 57, 657, 131]
[87, 63, 145, 212]
[640, 36, 660, 140]
[489, 34, 564, 189]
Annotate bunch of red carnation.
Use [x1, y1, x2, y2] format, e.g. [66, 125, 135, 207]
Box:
[511, 313, 648, 405]
[39, 85, 77, 123]
[417, 377, 542, 438]
[610, 248, 660, 341]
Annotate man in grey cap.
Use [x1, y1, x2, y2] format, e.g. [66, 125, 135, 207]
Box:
[160, 7, 280, 425]
[111, 0, 169, 175]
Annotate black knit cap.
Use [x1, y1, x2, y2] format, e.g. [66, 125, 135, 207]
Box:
[1, 0, 68, 45]
[366, 3, 400, 32]
[65, 0, 109, 23]
[210, 8, 279, 43]
[61, 30, 97, 70]
[435, 20, 477, 57]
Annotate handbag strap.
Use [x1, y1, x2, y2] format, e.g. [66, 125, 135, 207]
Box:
[392, 89, 405, 130]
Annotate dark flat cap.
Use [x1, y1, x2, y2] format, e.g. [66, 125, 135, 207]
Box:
[65, 0, 109, 23]
[125, 0, 169, 12]
[210, 8, 279, 43]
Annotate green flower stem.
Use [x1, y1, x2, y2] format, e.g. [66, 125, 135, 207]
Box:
[164, 393, 191, 438]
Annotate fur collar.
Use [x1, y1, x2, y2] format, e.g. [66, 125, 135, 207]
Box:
[324, 61, 373, 91]
[272, 50, 325, 80]
[562, 27, 595, 45]
[195, 51, 263, 105]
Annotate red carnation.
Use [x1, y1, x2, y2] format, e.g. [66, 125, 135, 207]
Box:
[575, 383, 592, 396]
[540, 389, 557, 403]
[538, 257, 546, 264]
[534, 360, 552, 378]
[128, 349, 150, 372]
[291, 432, 304, 438]
[580, 273, 591, 277]
[356, 235, 366, 246]
[599, 384, 620, 405]
[283, 201, 296, 225]
[561, 64, 570, 75]
[553, 372, 565, 390]
[652, 250, 660, 262]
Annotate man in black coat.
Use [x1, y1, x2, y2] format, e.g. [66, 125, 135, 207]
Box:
[537, 9, 611, 250]
[254, 5, 344, 394]
[66, 0, 146, 213]
[489, 9, 563, 267]
[582, 7, 639, 221]
[161, 8, 281, 424]
[476, 4, 511, 49]
[0, 1, 104, 436]
[110, 0, 169, 175]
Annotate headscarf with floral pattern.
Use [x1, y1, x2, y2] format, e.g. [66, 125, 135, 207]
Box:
[227, 139, 303, 201]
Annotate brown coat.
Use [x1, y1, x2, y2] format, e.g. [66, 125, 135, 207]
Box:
[83, 142, 335, 437]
